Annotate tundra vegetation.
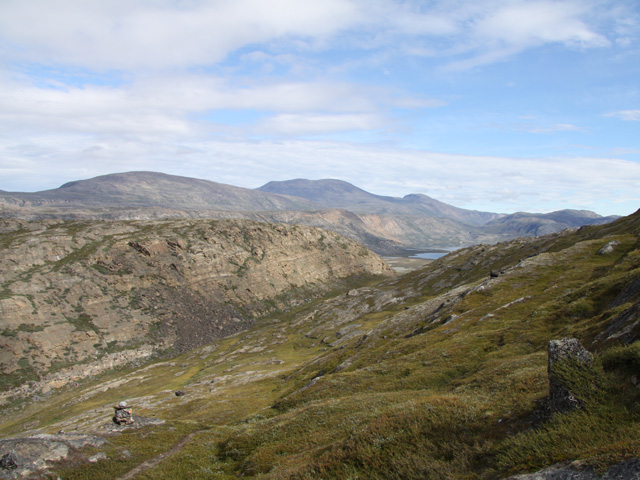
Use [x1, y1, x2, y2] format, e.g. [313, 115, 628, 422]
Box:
[0, 210, 639, 479]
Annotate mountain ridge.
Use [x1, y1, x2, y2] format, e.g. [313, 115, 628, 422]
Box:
[0, 171, 619, 253]
[2, 171, 316, 212]
[257, 178, 505, 224]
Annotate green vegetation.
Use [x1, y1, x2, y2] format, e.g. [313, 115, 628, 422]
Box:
[67, 312, 101, 334]
[0, 358, 39, 391]
[53, 423, 201, 480]
[16, 322, 46, 333]
[52, 241, 101, 272]
[1, 323, 44, 342]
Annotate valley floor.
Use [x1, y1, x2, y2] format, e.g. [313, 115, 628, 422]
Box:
[381, 255, 433, 272]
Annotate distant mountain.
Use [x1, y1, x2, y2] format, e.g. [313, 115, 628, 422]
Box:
[258, 178, 389, 207]
[395, 193, 501, 226]
[0, 172, 619, 253]
[258, 179, 502, 225]
[0, 171, 315, 212]
[485, 210, 620, 236]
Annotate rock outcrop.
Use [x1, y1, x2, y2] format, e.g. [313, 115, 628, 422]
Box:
[0, 433, 107, 479]
[505, 459, 640, 479]
[0, 218, 392, 398]
[548, 338, 593, 413]
[597, 240, 620, 255]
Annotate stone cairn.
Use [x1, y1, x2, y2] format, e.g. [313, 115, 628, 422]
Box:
[113, 401, 134, 425]
[548, 338, 593, 413]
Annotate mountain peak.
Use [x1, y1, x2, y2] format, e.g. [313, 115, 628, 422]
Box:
[258, 178, 375, 202]
[6, 171, 315, 212]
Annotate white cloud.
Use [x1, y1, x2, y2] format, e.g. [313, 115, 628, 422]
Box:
[0, 0, 619, 74]
[256, 113, 386, 135]
[0, 69, 447, 141]
[474, 2, 609, 48]
[528, 123, 584, 134]
[439, 1, 612, 70]
[361, 1, 460, 37]
[607, 147, 640, 155]
[0, 0, 359, 70]
[605, 109, 640, 121]
[0, 0, 637, 219]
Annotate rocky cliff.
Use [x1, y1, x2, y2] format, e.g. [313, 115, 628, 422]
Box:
[0, 218, 392, 398]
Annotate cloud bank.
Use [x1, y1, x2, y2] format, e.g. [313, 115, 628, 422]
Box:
[0, 0, 638, 217]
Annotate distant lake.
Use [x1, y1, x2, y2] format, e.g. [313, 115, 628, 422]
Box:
[383, 247, 460, 272]
[406, 247, 460, 260]
[410, 251, 448, 260]
[383, 247, 460, 263]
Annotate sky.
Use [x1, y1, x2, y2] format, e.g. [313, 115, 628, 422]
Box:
[1, 0, 639, 216]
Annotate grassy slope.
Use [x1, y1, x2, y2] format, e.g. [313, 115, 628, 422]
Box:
[209, 222, 640, 479]
[2, 212, 639, 479]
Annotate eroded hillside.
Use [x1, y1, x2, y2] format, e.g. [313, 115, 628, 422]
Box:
[0, 211, 639, 480]
[0, 218, 392, 400]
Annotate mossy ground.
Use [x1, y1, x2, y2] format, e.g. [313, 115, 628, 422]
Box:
[2, 214, 640, 479]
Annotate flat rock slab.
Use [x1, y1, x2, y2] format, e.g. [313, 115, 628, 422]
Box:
[0, 418, 164, 478]
[0, 433, 106, 479]
[506, 459, 640, 479]
[95, 415, 165, 434]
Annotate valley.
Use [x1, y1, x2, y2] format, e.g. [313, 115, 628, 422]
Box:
[2, 0, 638, 477]
[0, 206, 638, 479]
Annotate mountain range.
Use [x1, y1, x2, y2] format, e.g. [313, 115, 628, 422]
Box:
[0, 171, 619, 253]
[259, 178, 502, 224]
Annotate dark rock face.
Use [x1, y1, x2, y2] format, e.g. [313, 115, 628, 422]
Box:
[548, 338, 593, 413]
[0, 451, 18, 471]
[596, 303, 640, 346]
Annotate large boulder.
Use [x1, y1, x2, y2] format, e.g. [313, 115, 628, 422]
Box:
[548, 338, 593, 413]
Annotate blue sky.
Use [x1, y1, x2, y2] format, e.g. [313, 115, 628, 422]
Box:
[0, 0, 639, 216]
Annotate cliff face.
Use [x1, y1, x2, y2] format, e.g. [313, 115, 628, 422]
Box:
[0, 218, 392, 395]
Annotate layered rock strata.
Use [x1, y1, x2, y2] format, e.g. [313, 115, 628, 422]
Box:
[0, 218, 392, 397]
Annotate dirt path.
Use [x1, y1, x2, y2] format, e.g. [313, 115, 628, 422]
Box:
[115, 431, 200, 480]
